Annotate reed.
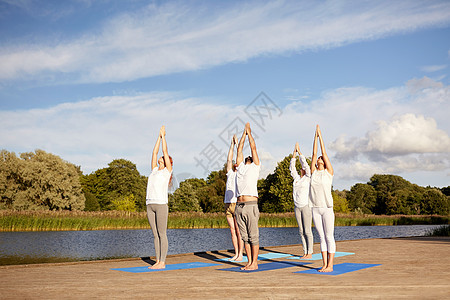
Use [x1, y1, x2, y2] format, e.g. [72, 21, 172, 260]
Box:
[0, 210, 448, 232]
[425, 224, 450, 236]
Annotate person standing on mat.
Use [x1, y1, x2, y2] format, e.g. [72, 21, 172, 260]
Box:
[224, 134, 244, 261]
[290, 142, 314, 259]
[235, 122, 261, 270]
[310, 124, 335, 272]
[146, 125, 173, 269]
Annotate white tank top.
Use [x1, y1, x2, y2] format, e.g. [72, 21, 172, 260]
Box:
[224, 170, 237, 203]
[146, 167, 171, 205]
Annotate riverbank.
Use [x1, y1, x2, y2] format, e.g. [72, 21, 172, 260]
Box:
[0, 210, 448, 231]
[1, 236, 449, 299]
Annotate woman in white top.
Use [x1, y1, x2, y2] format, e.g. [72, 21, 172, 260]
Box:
[290, 142, 314, 259]
[224, 134, 244, 261]
[310, 124, 335, 272]
[146, 125, 173, 269]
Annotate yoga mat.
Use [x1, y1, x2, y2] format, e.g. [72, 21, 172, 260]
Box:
[111, 262, 221, 273]
[219, 261, 311, 273]
[215, 252, 292, 262]
[294, 263, 381, 276]
[288, 252, 355, 261]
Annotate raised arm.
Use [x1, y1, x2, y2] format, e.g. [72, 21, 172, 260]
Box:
[296, 142, 311, 177]
[160, 126, 172, 173]
[290, 143, 300, 180]
[226, 134, 237, 172]
[236, 126, 247, 165]
[151, 130, 162, 170]
[246, 123, 260, 165]
[311, 126, 319, 174]
[317, 125, 333, 175]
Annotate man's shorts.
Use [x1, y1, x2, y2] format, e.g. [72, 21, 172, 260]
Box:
[224, 202, 236, 216]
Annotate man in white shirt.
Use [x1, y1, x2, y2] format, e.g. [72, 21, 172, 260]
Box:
[235, 123, 261, 271]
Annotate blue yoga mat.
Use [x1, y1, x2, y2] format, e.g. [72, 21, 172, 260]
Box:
[215, 252, 292, 262]
[294, 263, 381, 275]
[288, 252, 355, 261]
[111, 262, 221, 273]
[219, 261, 311, 273]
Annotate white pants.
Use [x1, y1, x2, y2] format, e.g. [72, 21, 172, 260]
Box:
[312, 207, 336, 253]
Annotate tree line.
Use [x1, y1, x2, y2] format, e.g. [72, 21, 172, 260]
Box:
[1, 149, 448, 215]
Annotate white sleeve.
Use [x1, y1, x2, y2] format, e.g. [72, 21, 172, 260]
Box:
[289, 157, 300, 181]
[299, 154, 311, 177]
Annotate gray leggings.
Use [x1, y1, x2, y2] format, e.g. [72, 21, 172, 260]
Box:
[146, 204, 169, 262]
[294, 205, 314, 255]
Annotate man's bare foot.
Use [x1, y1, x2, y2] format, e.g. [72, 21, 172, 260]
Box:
[240, 264, 251, 270]
[300, 254, 312, 259]
[318, 265, 327, 272]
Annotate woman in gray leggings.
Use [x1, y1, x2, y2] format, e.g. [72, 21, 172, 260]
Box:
[146, 126, 173, 269]
[289, 142, 313, 259]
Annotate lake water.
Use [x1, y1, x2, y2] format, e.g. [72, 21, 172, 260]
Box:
[0, 225, 441, 265]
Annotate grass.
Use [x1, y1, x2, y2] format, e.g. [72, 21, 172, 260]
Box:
[425, 224, 450, 236]
[0, 210, 448, 232]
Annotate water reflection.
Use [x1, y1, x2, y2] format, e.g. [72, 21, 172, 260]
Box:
[0, 225, 440, 265]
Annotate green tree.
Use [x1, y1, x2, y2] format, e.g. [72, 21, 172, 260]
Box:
[111, 194, 137, 212]
[259, 154, 307, 213]
[332, 190, 349, 213]
[197, 169, 226, 213]
[347, 183, 377, 214]
[81, 159, 147, 211]
[169, 178, 204, 212]
[421, 188, 449, 215]
[0, 149, 85, 210]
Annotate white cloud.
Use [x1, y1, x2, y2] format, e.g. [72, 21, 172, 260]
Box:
[421, 64, 447, 72]
[1, 77, 449, 190]
[1, 0, 450, 83]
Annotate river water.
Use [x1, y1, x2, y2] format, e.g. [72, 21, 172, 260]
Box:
[0, 225, 441, 265]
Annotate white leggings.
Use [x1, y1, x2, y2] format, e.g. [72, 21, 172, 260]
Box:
[312, 207, 336, 253]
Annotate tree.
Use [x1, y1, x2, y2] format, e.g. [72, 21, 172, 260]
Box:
[368, 174, 417, 215]
[169, 178, 204, 212]
[81, 159, 147, 211]
[421, 188, 449, 215]
[111, 194, 137, 212]
[346, 183, 377, 214]
[259, 154, 307, 213]
[0, 149, 85, 210]
[332, 190, 349, 213]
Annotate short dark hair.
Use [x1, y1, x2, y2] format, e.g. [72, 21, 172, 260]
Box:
[245, 156, 253, 164]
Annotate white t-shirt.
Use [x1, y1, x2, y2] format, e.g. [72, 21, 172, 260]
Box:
[289, 155, 311, 208]
[224, 170, 237, 204]
[236, 162, 260, 198]
[146, 167, 172, 205]
[309, 169, 333, 208]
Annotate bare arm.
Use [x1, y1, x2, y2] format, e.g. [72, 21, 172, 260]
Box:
[290, 144, 300, 180]
[160, 126, 172, 173]
[246, 123, 260, 165]
[296, 142, 311, 177]
[311, 126, 319, 174]
[236, 126, 247, 166]
[226, 135, 237, 172]
[151, 131, 161, 170]
[317, 125, 333, 175]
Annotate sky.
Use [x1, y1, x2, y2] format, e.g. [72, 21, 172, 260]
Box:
[0, 0, 449, 191]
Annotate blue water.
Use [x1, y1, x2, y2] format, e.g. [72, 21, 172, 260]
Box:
[0, 225, 441, 265]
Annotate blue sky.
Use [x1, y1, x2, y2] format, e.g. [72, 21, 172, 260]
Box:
[0, 0, 449, 190]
